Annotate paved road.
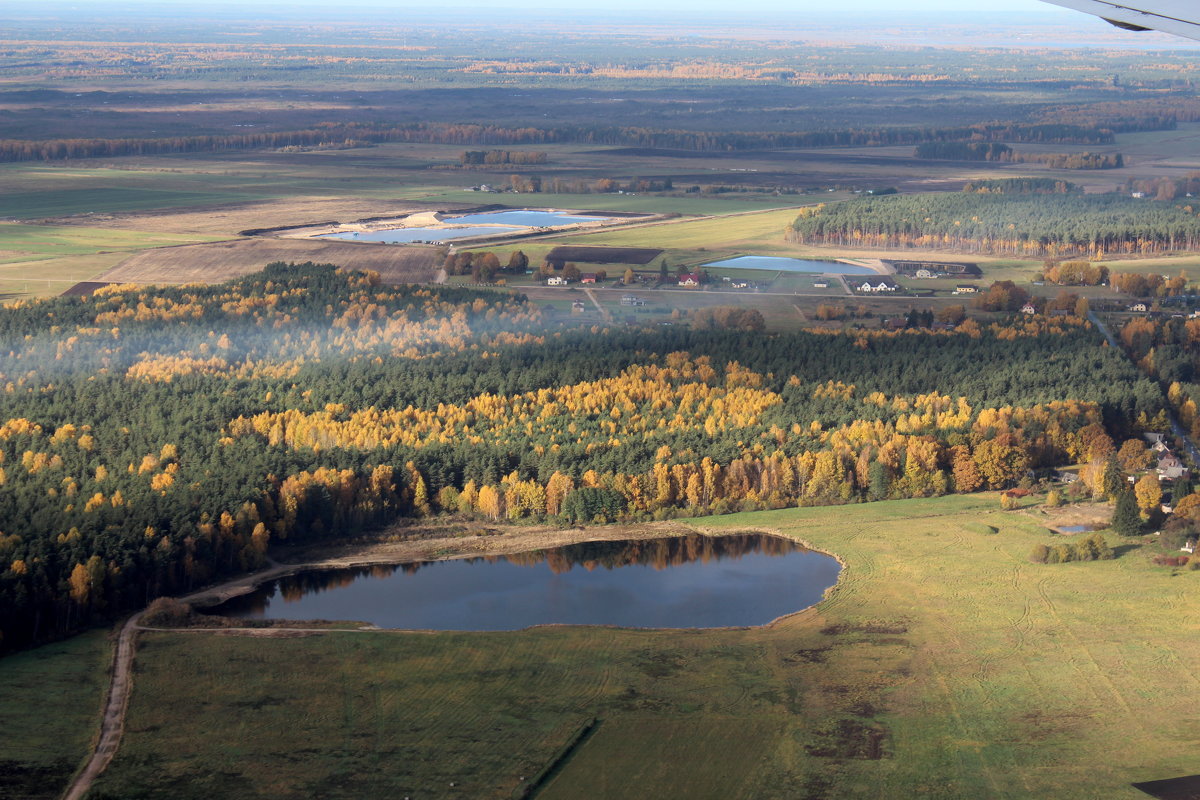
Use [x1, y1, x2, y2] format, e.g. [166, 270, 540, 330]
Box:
[1089, 310, 1200, 466]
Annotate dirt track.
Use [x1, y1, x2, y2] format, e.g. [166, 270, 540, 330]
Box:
[62, 612, 142, 800]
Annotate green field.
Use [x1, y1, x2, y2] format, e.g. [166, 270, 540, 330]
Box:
[0, 223, 219, 262]
[0, 188, 270, 221]
[0, 630, 111, 800]
[556, 208, 804, 254]
[68, 493, 1200, 800]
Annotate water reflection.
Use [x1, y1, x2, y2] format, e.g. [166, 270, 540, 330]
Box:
[208, 533, 840, 630]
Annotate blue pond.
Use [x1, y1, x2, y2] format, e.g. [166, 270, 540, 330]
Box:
[703, 256, 876, 274]
[447, 210, 609, 226]
[318, 210, 612, 244]
[320, 226, 509, 243]
[207, 533, 840, 631]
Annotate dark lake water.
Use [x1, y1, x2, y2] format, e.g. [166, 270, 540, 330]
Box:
[207, 533, 840, 630]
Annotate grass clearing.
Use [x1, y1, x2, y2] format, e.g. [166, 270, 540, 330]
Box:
[0, 630, 111, 800]
[556, 208, 804, 253]
[76, 493, 1200, 799]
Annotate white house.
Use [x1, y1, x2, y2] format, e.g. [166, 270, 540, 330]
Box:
[1130, 302, 1148, 313]
[1021, 303, 1038, 315]
[547, 276, 567, 286]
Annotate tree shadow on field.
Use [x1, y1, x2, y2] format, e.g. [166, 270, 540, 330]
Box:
[1131, 774, 1200, 799]
[1112, 543, 1143, 559]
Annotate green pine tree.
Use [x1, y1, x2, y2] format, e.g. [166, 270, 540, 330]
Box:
[1111, 488, 1142, 536]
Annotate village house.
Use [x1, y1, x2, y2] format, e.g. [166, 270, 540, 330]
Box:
[1157, 453, 1188, 480]
[953, 285, 978, 294]
[678, 273, 702, 287]
[1129, 302, 1148, 313]
[580, 273, 598, 284]
[1021, 303, 1038, 314]
[546, 275, 567, 286]
[856, 279, 898, 293]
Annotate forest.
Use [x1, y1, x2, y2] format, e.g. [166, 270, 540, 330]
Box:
[789, 192, 1200, 257]
[0, 121, 1119, 164]
[1119, 315, 1200, 443]
[914, 142, 1122, 170]
[0, 263, 1163, 653]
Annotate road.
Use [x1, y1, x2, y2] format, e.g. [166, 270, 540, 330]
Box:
[1088, 310, 1200, 466]
[62, 611, 144, 800]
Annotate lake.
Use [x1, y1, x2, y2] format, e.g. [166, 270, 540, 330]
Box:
[319, 226, 509, 243]
[447, 210, 610, 226]
[703, 256, 877, 274]
[207, 533, 840, 630]
[318, 210, 613, 244]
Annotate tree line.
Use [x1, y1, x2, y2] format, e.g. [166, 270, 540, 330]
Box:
[789, 192, 1200, 257]
[915, 142, 1123, 170]
[0, 120, 1117, 163]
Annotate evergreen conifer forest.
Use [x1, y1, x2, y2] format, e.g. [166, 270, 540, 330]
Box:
[0, 263, 1163, 651]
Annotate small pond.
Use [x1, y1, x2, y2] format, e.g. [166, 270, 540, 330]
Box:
[207, 533, 840, 630]
[1056, 524, 1102, 534]
[703, 256, 877, 275]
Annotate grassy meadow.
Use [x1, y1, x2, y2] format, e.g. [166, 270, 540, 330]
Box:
[69, 494, 1200, 800]
[0, 630, 112, 800]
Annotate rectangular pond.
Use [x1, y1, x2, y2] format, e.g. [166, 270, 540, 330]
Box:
[703, 256, 877, 275]
[206, 533, 840, 631]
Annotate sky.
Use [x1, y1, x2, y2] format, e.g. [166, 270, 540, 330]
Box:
[38, 0, 1067, 15]
[24, 0, 1197, 49]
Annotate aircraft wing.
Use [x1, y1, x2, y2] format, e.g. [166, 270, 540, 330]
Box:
[1041, 0, 1200, 41]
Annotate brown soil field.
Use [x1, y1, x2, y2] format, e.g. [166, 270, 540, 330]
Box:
[50, 197, 477, 238]
[96, 239, 442, 285]
[546, 245, 664, 265]
[60, 281, 112, 297]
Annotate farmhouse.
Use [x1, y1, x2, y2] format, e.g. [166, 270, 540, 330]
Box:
[581, 273, 598, 284]
[1129, 302, 1148, 313]
[1021, 303, 1038, 315]
[954, 285, 977, 294]
[678, 273, 702, 287]
[855, 279, 898, 293]
[547, 276, 567, 286]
